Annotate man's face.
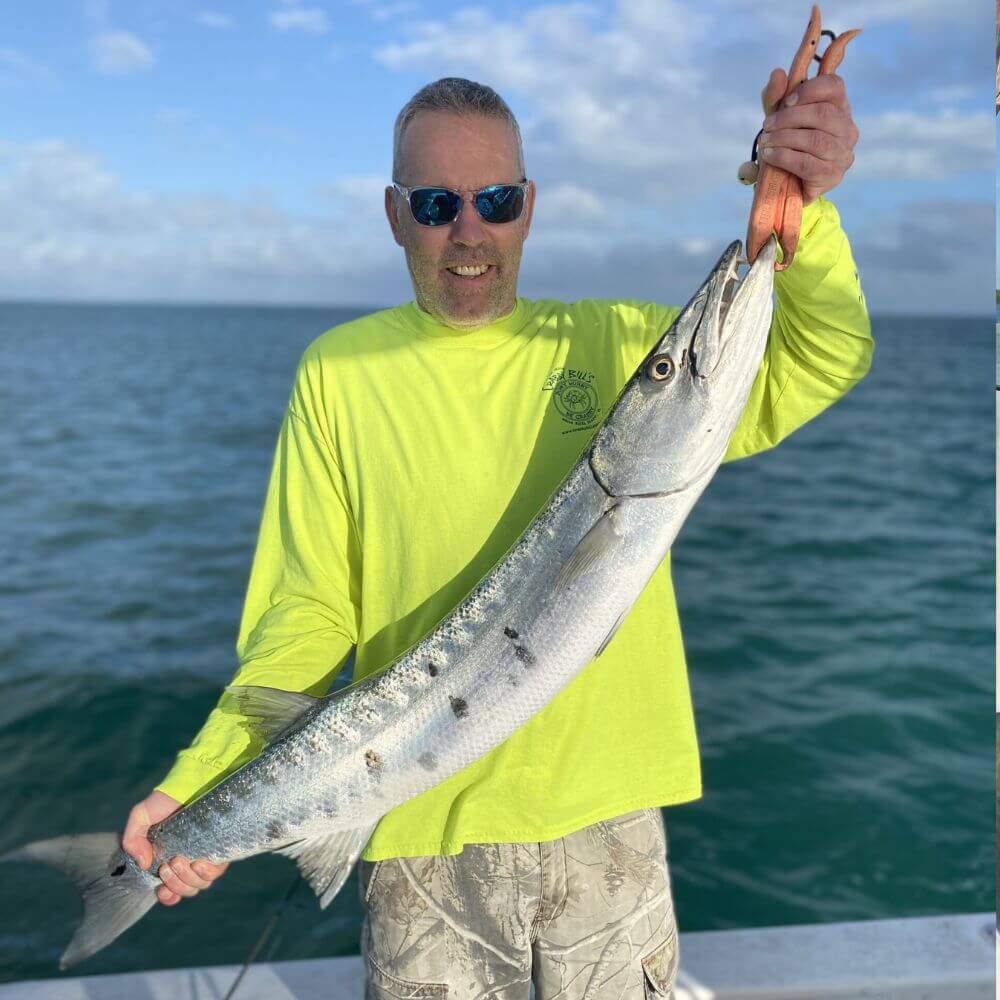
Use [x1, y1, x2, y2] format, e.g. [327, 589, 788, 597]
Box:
[385, 110, 535, 331]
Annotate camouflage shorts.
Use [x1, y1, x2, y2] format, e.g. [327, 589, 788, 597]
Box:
[358, 807, 678, 999]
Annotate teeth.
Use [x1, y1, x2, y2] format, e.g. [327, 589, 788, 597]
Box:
[449, 265, 490, 276]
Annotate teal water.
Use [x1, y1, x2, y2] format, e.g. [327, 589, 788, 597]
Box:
[0, 305, 993, 982]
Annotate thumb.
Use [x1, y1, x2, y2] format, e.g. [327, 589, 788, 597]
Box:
[761, 68, 788, 114]
[123, 801, 154, 869]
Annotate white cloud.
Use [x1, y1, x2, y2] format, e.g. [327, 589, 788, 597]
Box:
[0, 138, 988, 313]
[0, 140, 398, 304]
[849, 199, 993, 315]
[925, 85, 979, 106]
[723, 0, 980, 31]
[90, 31, 155, 75]
[197, 10, 235, 29]
[373, 0, 990, 200]
[374, 3, 749, 195]
[317, 174, 387, 203]
[531, 182, 603, 221]
[812, 0, 981, 25]
[269, 7, 331, 34]
[681, 237, 711, 256]
[0, 48, 55, 88]
[0, 2, 990, 313]
[853, 109, 992, 180]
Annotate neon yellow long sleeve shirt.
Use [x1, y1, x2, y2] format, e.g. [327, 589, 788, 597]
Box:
[156, 196, 872, 861]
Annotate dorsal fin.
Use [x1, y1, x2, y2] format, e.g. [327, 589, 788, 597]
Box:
[224, 685, 323, 743]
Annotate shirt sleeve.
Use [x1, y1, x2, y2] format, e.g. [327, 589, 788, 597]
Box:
[723, 195, 873, 461]
[155, 350, 361, 805]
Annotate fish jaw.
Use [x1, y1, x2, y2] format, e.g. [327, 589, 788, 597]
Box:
[711, 235, 777, 382]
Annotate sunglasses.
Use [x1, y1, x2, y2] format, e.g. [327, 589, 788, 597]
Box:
[392, 179, 529, 227]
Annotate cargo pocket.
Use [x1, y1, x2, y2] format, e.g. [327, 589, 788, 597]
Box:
[641, 927, 678, 998]
[366, 954, 448, 999]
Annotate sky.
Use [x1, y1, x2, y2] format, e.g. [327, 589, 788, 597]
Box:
[1, 0, 994, 314]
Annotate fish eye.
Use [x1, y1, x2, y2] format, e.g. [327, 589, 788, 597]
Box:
[646, 355, 675, 382]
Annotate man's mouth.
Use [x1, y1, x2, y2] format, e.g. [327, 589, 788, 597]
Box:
[445, 264, 494, 283]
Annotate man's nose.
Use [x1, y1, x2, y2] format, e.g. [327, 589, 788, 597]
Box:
[450, 194, 487, 244]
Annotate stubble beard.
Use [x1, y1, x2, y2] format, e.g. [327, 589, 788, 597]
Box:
[406, 244, 521, 332]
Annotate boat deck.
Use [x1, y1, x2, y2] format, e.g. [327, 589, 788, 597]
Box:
[1, 913, 993, 999]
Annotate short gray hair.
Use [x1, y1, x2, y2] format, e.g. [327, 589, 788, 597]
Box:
[392, 77, 525, 182]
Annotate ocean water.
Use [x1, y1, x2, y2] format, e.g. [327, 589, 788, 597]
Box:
[0, 303, 993, 983]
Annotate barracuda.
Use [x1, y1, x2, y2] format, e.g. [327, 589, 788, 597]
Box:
[4, 236, 777, 970]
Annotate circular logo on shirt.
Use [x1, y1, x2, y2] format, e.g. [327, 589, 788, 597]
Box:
[544, 368, 600, 427]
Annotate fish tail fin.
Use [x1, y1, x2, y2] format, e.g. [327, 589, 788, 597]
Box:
[2, 833, 158, 969]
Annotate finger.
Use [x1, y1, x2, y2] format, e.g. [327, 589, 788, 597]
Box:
[758, 145, 844, 193]
[158, 859, 200, 899]
[763, 103, 856, 141]
[166, 855, 212, 891]
[760, 127, 852, 165]
[785, 73, 849, 110]
[761, 67, 787, 114]
[157, 885, 182, 905]
[192, 859, 229, 882]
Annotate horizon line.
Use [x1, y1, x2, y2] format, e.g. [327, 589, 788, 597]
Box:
[0, 297, 991, 321]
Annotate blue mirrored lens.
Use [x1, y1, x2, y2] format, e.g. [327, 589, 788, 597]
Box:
[476, 184, 524, 223]
[409, 188, 461, 226]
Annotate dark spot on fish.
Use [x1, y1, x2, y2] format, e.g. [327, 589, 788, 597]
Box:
[427, 663, 438, 677]
[418, 751, 438, 771]
[323, 801, 339, 817]
[266, 820, 287, 840]
[110, 862, 126, 877]
[364, 749, 382, 770]
[514, 645, 536, 667]
[449, 696, 469, 719]
[504, 626, 519, 639]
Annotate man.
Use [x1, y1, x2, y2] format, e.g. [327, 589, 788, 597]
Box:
[122, 74, 870, 997]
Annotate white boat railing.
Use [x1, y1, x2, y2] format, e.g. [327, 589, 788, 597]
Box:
[0, 912, 994, 999]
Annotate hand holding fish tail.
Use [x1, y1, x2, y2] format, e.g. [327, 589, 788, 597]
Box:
[123, 790, 228, 905]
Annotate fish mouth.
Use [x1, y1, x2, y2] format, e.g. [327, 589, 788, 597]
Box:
[638, 235, 776, 385]
[690, 235, 776, 378]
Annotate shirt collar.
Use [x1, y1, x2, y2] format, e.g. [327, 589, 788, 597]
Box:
[398, 297, 533, 349]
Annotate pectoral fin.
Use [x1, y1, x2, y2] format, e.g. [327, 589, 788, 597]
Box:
[554, 505, 622, 594]
[274, 824, 377, 908]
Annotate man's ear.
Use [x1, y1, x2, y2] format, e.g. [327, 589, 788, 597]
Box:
[385, 186, 403, 247]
